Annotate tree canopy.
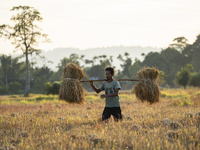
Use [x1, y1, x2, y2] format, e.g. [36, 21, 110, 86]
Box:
[0, 6, 50, 96]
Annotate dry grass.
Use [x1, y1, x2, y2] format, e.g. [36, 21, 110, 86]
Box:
[0, 88, 200, 149]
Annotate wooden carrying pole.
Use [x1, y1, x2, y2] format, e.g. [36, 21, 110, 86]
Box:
[80, 79, 140, 82]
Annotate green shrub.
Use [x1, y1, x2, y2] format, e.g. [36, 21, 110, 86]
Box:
[44, 82, 53, 94]
[44, 81, 61, 95]
[189, 72, 200, 87]
[35, 96, 45, 101]
[175, 64, 194, 89]
[52, 81, 61, 95]
[35, 95, 56, 101]
[31, 76, 47, 94]
[9, 95, 18, 98]
[0, 82, 7, 95]
[8, 81, 22, 94]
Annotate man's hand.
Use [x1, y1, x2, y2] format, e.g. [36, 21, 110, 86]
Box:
[89, 80, 101, 93]
[89, 79, 93, 86]
[100, 94, 106, 99]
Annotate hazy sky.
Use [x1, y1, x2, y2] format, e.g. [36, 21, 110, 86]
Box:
[0, 0, 200, 55]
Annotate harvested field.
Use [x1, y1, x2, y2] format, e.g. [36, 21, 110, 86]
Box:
[0, 88, 200, 149]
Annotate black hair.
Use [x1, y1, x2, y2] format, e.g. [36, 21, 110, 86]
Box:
[105, 67, 115, 75]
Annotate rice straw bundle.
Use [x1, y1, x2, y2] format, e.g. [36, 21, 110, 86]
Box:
[133, 67, 161, 104]
[59, 63, 85, 104]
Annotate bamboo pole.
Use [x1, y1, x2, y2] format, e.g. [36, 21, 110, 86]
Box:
[80, 79, 140, 82]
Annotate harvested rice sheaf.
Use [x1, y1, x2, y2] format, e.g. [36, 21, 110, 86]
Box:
[133, 67, 161, 104]
[136, 67, 159, 80]
[59, 63, 85, 104]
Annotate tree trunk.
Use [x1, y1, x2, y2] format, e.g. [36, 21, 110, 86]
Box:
[184, 85, 186, 89]
[24, 48, 30, 97]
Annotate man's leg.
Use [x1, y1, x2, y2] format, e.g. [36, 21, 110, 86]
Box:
[112, 107, 122, 122]
[102, 107, 111, 122]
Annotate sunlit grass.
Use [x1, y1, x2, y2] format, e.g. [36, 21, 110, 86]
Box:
[85, 95, 98, 101]
[0, 88, 200, 149]
[9, 95, 18, 98]
[194, 91, 200, 96]
[119, 94, 133, 99]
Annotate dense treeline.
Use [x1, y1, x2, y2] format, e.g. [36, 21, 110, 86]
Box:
[0, 34, 200, 95]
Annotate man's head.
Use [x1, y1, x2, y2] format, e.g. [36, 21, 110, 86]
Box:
[105, 67, 115, 80]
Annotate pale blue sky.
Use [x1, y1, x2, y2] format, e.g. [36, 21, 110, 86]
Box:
[0, 0, 200, 55]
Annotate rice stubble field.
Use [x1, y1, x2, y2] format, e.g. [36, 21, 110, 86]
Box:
[0, 88, 200, 149]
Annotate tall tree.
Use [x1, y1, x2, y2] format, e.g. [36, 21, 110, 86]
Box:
[84, 55, 113, 79]
[128, 58, 143, 78]
[191, 34, 200, 72]
[169, 36, 189, 52]
[0, 6, 50, 96]
[142, 47, 185, 87]
[117, 52, 132, 78]
[56, 53, 85, 77]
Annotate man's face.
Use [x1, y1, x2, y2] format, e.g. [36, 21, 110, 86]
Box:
[106, 71, 113, 80]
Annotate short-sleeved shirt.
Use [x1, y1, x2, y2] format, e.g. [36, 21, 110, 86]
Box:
[99, 79, 121, 107]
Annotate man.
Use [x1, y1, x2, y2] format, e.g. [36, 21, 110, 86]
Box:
[90, 67, 122, 122]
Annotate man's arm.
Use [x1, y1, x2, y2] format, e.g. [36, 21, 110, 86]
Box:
[101, 88, 119, 99]
[90, 80, 101, 93]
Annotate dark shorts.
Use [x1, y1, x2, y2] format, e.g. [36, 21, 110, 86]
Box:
[102, 107, 122, 121]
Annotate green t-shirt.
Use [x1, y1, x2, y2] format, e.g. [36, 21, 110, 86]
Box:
[99, 79, 121, 107]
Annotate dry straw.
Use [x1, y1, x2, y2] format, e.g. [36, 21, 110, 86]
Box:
[133, 67, 161, 104]
[59, 63, 85, 104]
[59, 63, 161, 104]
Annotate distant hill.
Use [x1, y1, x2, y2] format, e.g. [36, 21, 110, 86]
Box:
[41, 46, 161, 71]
